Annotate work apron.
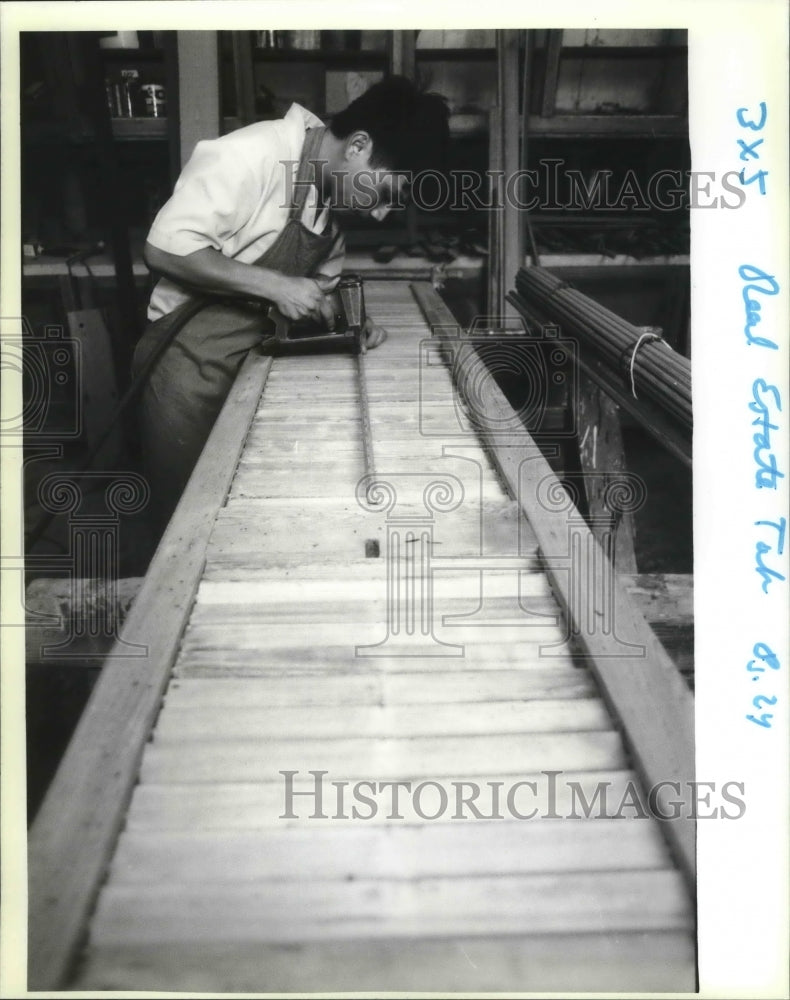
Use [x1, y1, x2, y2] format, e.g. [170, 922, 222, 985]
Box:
[133, 125, 336, 530]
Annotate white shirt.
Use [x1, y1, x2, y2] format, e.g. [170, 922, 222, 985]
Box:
[146, 104, 344, 320]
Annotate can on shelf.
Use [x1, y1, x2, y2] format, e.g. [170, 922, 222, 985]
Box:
[255, 30, 279, 48]
[140, 84, 167, 118]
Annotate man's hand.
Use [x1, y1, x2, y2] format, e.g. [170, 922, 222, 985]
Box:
[271, 276, 334, 328]
[271, 274, 342, 329]
[364, 319, 388, 349]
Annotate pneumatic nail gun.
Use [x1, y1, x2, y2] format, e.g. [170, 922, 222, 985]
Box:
[267, 274, 367, 354]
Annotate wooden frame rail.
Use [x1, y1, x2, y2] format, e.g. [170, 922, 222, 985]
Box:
[410, 282, 696, 890]
[27, 350, 273, 990]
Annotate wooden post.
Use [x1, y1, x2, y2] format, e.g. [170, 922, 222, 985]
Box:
[389, 30, 417, 250]
[521, 31, 541, 267]
[487, 105, 502, 316]
[77, 32, 139, 373]
[389, 30, 416, 79]
[576, 372, 638, 573]
[231, 30, 256, 128]
[541, 29, 564, 117]
[497, 30, 522, 319]
[177, 31, 220, 167]
[162, 32, 181, 186]
[665, 267, 690, 356]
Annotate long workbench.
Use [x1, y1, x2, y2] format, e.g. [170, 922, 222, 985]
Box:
[28, 280, 696, 993]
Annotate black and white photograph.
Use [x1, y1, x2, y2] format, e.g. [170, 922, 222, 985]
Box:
[1, 2, 787, 996]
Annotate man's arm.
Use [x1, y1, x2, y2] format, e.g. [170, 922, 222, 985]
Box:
[144, 243, 336, 326]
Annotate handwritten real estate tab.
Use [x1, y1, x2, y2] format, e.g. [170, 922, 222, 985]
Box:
[693, 10, 789, 997]
[734, 99, 786, 725]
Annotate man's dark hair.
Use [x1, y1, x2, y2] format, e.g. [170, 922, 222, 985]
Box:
[330, 76, 450, 176]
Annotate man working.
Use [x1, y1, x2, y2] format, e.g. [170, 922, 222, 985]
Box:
[136, 76, 449, 530]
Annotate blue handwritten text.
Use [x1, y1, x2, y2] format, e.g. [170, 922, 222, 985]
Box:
[754, 517, 786, 594]
[749, 378, 784, 488]
[739, 265, 780, 349]
[746, 641, 781, 729]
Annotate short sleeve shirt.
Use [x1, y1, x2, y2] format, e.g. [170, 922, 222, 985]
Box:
[146, 104, 345, 320]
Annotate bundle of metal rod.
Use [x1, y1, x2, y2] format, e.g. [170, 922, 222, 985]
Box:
[512, 268, 692, 430]
[507, 288, 692, 466]
[515, 270, 693, 400]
